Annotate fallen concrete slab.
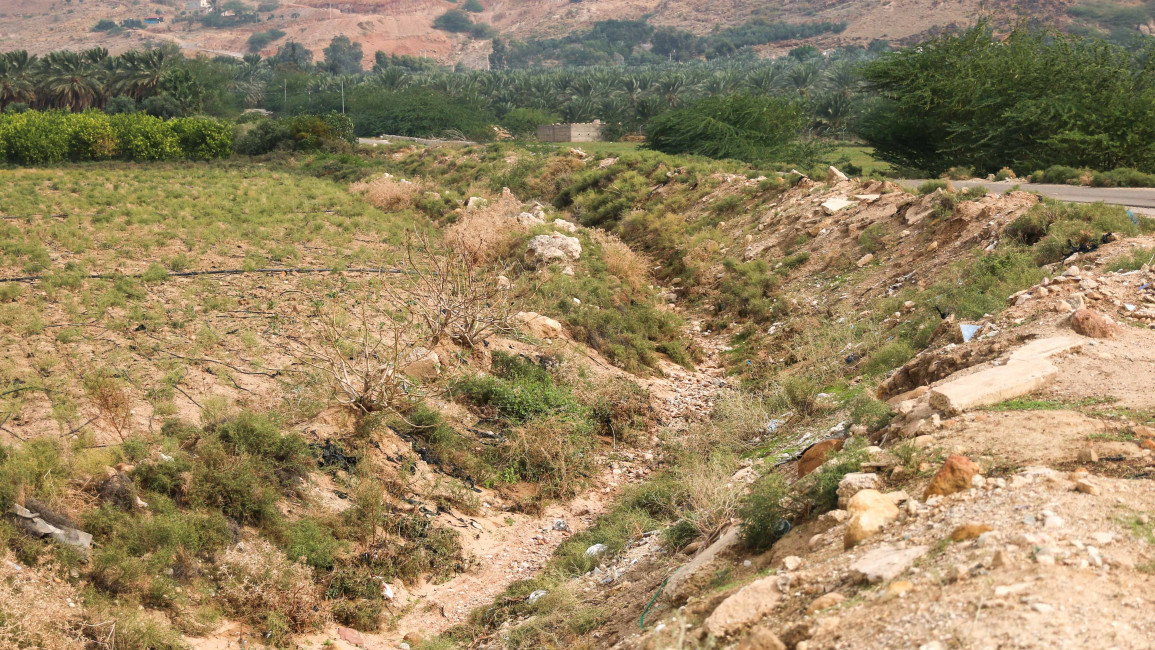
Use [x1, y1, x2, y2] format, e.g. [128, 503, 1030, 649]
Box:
[928, 336, 1085, 415]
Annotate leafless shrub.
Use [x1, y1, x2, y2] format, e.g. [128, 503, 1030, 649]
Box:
[386, 230, 520, 348]
[673, 453, 745, 540]
[295, 291, 428, 416]
[83, 370, 132, 442]
[443, 190, 527, 263]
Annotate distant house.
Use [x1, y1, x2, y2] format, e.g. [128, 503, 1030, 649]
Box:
[536, 121, 603, 143]
[143, 15, 164, 23]
[184, 0, 210, 12]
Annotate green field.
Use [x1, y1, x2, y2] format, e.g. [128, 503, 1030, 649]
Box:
[827, 143, 892, 176]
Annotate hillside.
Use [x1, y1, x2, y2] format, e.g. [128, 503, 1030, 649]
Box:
[0, 0, 1143, 66]
[2, 134, 1155, 650]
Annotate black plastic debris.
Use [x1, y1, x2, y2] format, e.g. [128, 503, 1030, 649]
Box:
[312, 439, 358, 472]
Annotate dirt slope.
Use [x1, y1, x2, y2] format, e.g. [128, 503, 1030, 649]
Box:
[0, 0, 1095, 65]
[482, 171, 1155, 650]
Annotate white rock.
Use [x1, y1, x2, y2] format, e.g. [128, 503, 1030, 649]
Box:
[849, 545, 930, 584]
[585, 543, 608, 557]
[837, 473, 881, 508]
[525, 234, 582, 266]
[821, 197, 857, 214]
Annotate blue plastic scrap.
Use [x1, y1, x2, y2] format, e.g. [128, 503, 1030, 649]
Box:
[960, 324, 981, 342]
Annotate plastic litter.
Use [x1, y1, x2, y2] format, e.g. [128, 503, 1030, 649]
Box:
[960, 324, 982, 342]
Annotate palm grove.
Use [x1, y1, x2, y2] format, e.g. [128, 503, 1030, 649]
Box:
[3, 22, 1155, 175]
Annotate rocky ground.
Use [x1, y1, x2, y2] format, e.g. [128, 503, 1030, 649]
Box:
[579, 251, 1155, 649]
[423, 171, 1155, 650]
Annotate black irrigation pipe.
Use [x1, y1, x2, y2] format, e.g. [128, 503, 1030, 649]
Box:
[0, 267, 406, 284]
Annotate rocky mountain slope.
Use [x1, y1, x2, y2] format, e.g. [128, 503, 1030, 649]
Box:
[0, 0, 1124, 65]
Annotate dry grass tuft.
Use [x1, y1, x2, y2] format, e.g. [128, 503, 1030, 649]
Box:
[352, 174, 423, 211]
[674, 453, 745, 540]
[0, 551, 87, 649]
[445, 190, 528, 263]
[216, 539, 329, 642]
[590, 229, 651, 295]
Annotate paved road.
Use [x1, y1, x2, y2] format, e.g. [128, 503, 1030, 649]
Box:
[899, 180, 1155, 214]
[359, 136, 475, 147]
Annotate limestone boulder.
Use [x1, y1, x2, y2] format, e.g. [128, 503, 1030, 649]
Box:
[844, 489, 899, 548]
[525, 234, 581, 266]
[514, 312, 563, 339]
[703, 575, 781, 638]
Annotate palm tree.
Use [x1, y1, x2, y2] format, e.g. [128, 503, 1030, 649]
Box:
[110, 49, 167, 101]
[38, 50, 103, 110]
[0, 51, 37, 109]
[786, 63, 819, 97]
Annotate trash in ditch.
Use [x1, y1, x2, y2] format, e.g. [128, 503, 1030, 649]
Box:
[960, 324, 981, 342]
[312, 439, 358, 472]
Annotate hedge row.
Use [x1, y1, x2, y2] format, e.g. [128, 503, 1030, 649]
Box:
[0, 111, 233, 164]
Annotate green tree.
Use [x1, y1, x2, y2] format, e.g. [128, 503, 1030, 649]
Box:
[644, 94, 806, 164]
[860, 23, 1155, 174]
[433, 9, 473, 33]
[323, 35, 363, 75]
[38, 50, 103, 110]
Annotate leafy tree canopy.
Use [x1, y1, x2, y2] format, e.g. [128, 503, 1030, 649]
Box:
[860, 22, 1155, 174]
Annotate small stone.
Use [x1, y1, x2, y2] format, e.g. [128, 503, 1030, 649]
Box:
[1075, 479, 1101, 496]
[738, 625, 787, 650]
[856, 253, 875, 268]
[781, 555, 803, 571]
[992, 549, 1012, 568]
[844, 490, 900, 548]
[924, 454, 981, 499]
[950, 523, 993, 542]
[1043, 515, 1064, 529]
[337, 627, 365, 647]
[798, 439, 844, 478]
[849, 545, 929, 583]
[1070, 308, 1119, 338]
[703, 576, 781, 637]
[585, 543, 608, 557]
[806, 592, 845, 615]
[1031, 603, 1055, 614]
[1077, 447, 1099, 463]
[837, 472, 880, 508]
[882, 580, 914, 601]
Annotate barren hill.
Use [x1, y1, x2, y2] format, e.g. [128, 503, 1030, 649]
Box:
[0, 0, 1139, 66]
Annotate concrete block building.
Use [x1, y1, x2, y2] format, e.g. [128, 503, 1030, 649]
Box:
[536, 121, 604, 143]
